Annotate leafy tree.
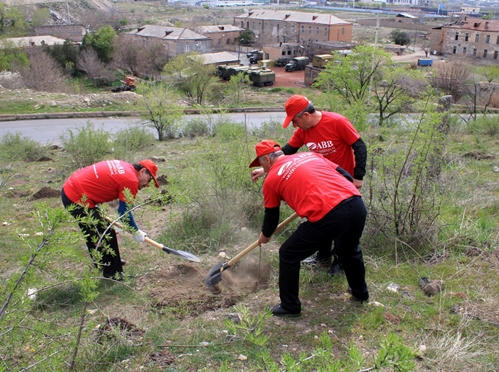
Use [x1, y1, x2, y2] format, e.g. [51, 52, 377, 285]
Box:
[314, 45, 392, 108]
[163, 53, 217, 105]
[225, 72, 249, 105]
[240, 28, 255, 45]
[390, 29, 411, 46]
[372, 67, 427, 125]
[0, 5, 27, 37]
[31, 8, 51, 27]
[0, 40, 28, 71]
[45, 40, 78, 76]
[137, 82, 185, 141]
[461, 65, 499, 120]
[81, 25, 116, 63]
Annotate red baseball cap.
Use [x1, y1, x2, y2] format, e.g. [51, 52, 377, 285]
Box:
[138, 159, 160, 188]
[249, 140, 282, 168]
[282, 95, 310, 128]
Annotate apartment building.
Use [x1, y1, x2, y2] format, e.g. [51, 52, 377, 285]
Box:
[430, 18, 499, 60]
[234, 9, 352, 48]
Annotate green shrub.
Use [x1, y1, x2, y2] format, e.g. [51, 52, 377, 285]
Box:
[250, 119, 288, 145]
[60, 121, 111, 169]
[182, 118, 212, 138]
[0, 132, 47, 161]
[214, 122, 246, 140]
[466, 115, 499, 136]
[112, 125, 156, 162]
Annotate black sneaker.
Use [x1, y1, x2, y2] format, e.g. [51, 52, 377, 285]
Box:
[302, 255, 332, 267]
[347, 287, 369, 303]
[271, 304, 301, 317]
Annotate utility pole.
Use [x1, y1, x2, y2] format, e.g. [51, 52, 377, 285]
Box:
[367, 15, 379, 106]
[66, 0, 72, 25]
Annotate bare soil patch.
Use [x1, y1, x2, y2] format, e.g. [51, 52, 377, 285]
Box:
[135, 257, 272, 319]
[271, 67, 306, 89]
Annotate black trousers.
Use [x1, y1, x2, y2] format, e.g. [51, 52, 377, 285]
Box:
[279, 196, 369, 313]
[61, 188, 123, 278]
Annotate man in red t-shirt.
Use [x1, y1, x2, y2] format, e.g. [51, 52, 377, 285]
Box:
[251, 95, 367, 275]
[61, 159, 160, 280]
[250, 140, 369, 317]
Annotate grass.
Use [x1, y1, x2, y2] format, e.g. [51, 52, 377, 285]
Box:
[1, 109, 499, 371]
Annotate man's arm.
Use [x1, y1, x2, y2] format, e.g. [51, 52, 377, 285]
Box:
[351, 138, 367, 188]
[118, 200, 139, 230]
[336, 166, 353, 183]
[261, 206, 280, 238]
[258, 206, 280, 246]
[281, 143, 300, 155]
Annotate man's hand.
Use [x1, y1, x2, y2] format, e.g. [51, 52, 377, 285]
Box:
[353, 179, 363, 189]
[258, 232, 271, 246]
[133, 229, 147, 242]
[251, 168, 265, 182]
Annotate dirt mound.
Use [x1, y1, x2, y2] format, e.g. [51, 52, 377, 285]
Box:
[29, 187, 61, 201]
[135, 257, 272, 319]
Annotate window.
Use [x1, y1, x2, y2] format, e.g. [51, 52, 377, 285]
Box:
[486, 35, 490, 43]
[453, 46, 457, 54]
[465, 33, 469, 41]
[324, 28, 327, 36]
[463, 47, 467, 54]
[342, 27, 345, 35]
[473, 48, 477, 56]
[475, 34, 479, 42]
[494, 51, 498, 59]
[455, 32, 459, 41]
[308, 26, 312, 34]
[185, 44, 190, 52]
[484, 49, 488, 58]
[315, 27, 319, 35]
[301, 26, 304, 33]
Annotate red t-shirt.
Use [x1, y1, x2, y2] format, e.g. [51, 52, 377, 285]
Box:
[287, 111, 360, 176]
[263, 153, 361, 222]
[63, 160, 139, 208]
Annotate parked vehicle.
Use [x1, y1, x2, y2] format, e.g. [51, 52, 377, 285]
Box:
[257, 59, 274, 67]
[275, 57, 290, 67]
[285, 56, 310, 72]
[249, 51, 264, 64]
[246, 49, 258, 58]
[312, 54, 333, 68]
[417, 59, 433, 67]
[216, 65, 249, 80]
[247, 68, 275, 87]
[112, 76, 136, 92]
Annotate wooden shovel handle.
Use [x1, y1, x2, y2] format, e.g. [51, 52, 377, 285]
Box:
[226, 212, 299, 267]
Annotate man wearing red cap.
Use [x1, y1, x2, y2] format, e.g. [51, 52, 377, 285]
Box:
[251, 95, 367, 276]
[250, 140, 369, 317]
[61, 159, 160, 280]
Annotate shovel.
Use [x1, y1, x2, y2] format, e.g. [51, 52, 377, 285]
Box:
[105, 217, 200, 263]
[204, 212, 298, 288]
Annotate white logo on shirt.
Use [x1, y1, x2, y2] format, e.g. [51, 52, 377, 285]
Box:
[307, 141, 335, 150]
[277, 161, 293, 176]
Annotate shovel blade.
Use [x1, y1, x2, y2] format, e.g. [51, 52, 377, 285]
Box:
[162, 246, 200, 263]
[204, 261, 224, 288]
